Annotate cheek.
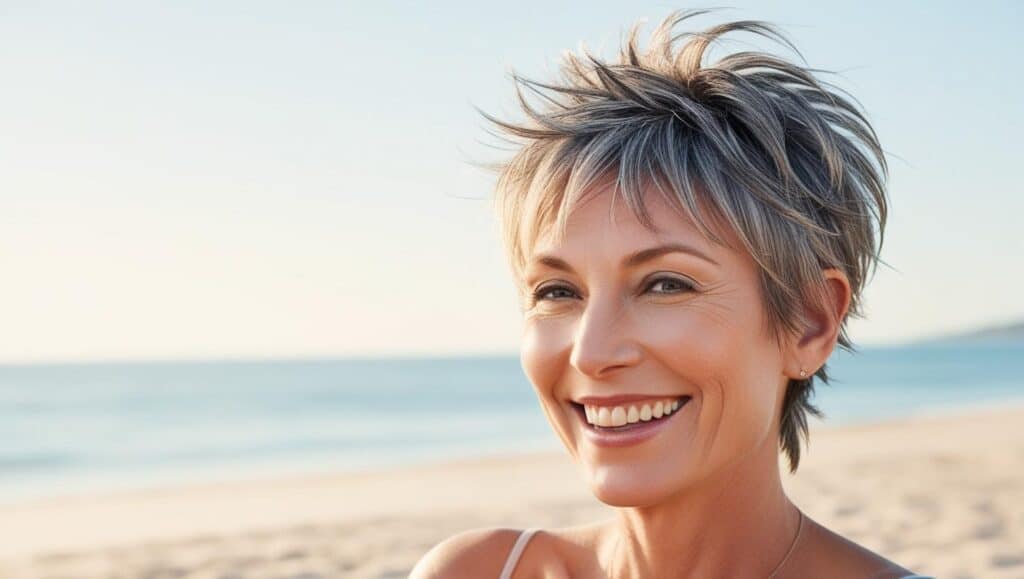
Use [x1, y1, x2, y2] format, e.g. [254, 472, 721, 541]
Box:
[519, 318, 573, 398]
[520, 319, 583, 458]
[638, 304, 781, 438]
[635, 304, 743, 386]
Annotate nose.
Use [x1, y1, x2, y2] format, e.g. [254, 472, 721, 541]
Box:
[568, 295, 643, 379]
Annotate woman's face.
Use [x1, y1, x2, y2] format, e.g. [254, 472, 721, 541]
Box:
[519, 187, 791, 507]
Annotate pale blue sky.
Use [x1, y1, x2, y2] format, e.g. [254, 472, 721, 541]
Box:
[0, 1, 1020, 362]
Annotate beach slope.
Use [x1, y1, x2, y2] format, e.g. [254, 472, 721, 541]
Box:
[1, 405, 1022, 578]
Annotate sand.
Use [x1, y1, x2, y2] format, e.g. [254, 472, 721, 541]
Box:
[1, 405, 1022, 579]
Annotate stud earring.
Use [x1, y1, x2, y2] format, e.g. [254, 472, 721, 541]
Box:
[799, 368, 807, 377]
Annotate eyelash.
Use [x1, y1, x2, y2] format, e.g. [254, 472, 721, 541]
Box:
[530, 275, 696, 305]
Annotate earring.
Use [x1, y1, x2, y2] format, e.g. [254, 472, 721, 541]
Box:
[799, 368, 807, 377]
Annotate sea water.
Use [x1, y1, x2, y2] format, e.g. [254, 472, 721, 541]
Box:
[1, 343, 1021, 503]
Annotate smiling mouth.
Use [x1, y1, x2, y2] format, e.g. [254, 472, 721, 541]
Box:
[571, 396, 691, 431]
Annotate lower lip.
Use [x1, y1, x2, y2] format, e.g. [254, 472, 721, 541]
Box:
[576, 397, 691, 448]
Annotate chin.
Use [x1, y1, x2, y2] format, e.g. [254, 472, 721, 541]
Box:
[585, 463, 687, 508]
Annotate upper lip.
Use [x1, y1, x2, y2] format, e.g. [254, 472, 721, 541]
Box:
[572, 393, 691, 407]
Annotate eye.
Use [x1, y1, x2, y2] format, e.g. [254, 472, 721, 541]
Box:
[644, 275, 695, 295]
[531, 284, 577, 303]
[529, 275, 696, 305]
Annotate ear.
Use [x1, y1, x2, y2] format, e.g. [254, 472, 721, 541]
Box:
[785, 268, 852, 379]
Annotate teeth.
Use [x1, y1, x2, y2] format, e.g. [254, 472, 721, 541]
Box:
[610, 407, 627, 427]
[626, 406, 639, 423]
[582, 398, 686, 427]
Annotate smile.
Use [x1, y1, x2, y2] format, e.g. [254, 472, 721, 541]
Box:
[571, 396, 693, 448]
[581, 396, 687, 427]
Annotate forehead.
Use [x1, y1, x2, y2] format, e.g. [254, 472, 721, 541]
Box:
[529, 186, 735, 259]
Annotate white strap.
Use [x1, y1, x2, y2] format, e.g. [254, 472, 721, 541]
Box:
[498, 528, 540, 579]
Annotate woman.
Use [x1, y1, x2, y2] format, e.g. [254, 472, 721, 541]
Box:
[413, 9, 932, 579]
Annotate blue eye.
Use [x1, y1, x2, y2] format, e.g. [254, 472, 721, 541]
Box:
[530, 275, 695, 304]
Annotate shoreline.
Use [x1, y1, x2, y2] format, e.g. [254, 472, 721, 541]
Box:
[1, 402, 1022, 577]
[9, 396, 1024, 509]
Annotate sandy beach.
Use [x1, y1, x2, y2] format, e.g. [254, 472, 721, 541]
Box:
[1, 405, 1022, 579]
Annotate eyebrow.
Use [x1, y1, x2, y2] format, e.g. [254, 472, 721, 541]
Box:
[530, 242, 720, 274]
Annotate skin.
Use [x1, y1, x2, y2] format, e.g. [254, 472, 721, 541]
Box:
[411, 180, 915, 578]
[517, 188, 808, 578]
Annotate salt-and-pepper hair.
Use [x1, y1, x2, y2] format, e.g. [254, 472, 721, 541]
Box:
[477, 8, 888, 473]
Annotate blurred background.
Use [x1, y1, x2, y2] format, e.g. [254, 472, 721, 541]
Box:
[0, 2, 1021, 578]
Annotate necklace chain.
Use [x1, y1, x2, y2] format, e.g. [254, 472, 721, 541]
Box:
[608, 507, 804, 579]
[768, 508, 803, 578]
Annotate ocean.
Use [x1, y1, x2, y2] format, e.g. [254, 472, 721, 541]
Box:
[2, 343, 1022, 504]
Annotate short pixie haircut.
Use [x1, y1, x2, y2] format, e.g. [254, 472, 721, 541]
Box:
[478, 9, 889, 472]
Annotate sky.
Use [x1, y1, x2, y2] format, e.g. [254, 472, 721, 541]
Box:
[0, 1, 1021, 363]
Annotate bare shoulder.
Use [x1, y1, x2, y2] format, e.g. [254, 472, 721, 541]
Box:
[408, 527, 524, 579]
[409, 524, 594, 579]
[788, 516, 924, 579]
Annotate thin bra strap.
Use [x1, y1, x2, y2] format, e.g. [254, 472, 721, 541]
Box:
[498, 527, 540, 579]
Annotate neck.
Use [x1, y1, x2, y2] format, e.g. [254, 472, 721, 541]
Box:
[605, 436, 801, 579]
